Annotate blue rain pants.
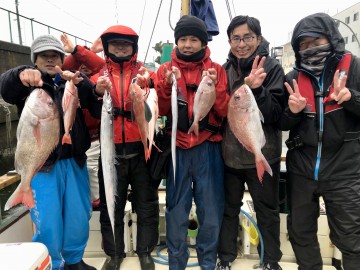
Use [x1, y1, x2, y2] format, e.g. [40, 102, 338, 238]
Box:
[30, 158, 92, 270]
[166, 141, 225, 270]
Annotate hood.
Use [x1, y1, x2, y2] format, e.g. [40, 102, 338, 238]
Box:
[100, 25, 139, 63]
[291, 13, 345, 67]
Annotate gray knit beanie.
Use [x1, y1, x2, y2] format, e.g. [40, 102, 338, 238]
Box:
[31, 35, 65, 63]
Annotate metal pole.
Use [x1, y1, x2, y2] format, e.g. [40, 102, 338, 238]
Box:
[8, 11, 13, 43]
[333, 18, 360, 48]
[181, 0, 190, 16]
[15, 0, 22, 45]
[30, 19, 34, 40]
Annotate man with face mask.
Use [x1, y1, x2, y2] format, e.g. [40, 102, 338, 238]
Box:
[279, 13, 360, 270]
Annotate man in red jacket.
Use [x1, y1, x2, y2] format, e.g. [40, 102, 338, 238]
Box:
[155, 15, 229, 270]
[92, 25, 159, 270]
[61, 33, 105, 209]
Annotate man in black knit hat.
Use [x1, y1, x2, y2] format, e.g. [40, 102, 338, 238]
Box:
[155, 15, 229, 270]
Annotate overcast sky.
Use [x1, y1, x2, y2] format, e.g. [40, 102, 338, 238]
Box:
[1, 0, 360, 64]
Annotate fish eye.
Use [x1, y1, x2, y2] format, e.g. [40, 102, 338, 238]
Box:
[234, 95, 241, 101]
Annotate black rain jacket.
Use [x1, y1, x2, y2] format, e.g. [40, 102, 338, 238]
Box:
[278, 13, 360, 181]
[0, 65, 102, 171]
[222, 38, 285, 169]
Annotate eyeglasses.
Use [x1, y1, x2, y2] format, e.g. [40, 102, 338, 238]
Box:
[230, 35, 256, 44]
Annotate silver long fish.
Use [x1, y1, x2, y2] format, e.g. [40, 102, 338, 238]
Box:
[146, 88, 159, 156]
[171, 74, 177, 184]
[100, 90, 117, 240]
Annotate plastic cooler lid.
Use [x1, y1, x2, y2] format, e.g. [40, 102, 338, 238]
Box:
[0, 242, 51, 270]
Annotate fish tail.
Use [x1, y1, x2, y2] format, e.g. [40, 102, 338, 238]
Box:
[255, 154, 273, 182]
[4, 186, 34, 210]
[188, 122, 199, 136]
[144, 148, 150, 161]
[148, 143, 153, 157]
[62, 134, 72, 145]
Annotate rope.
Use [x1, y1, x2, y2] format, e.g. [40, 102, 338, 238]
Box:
[138, 0, 147, 36]
[225, 0, 233, 21]
[152, 245, 199, 267]
[168, 0, 176, 31]
[143, 0, 163, 63]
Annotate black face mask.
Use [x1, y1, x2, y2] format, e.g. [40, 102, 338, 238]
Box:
[299, 43, 332, 76]
[176, 47, 206, 62]
[108, 53, 132, 63]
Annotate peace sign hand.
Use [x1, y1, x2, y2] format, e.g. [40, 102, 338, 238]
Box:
[284, 79, 307, 114]
[330, 69, 351, 104]
[244, 55, 267, 89]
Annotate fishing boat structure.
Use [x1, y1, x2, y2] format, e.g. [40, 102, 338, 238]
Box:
[0, 170, 339, 270]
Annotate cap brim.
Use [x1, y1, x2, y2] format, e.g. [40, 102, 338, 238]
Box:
[297, 32, 322, 39]
[107, 38, 134, 43]
[33, 46, 65, 54]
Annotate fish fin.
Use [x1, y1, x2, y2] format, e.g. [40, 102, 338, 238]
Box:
[62, 134, 72, 145]
[4, 186, 34, 210]
[153, 141, 162, 153]
[255, 154, 273, 183]
[33, 122, 42, 147]
[259, 110, 264, 123]
[188, 122, 199, 136]
[144, 102, 152, 122]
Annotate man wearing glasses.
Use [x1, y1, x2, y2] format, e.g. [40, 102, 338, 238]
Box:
[217, 15, 285, 270]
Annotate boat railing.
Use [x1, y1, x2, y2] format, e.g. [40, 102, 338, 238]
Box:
[0, 6, 92, 48]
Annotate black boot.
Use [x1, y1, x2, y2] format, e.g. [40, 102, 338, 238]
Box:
[64, 260, 97, 270]
[105, 256, 123, 270]
[139, 254, 155, 270]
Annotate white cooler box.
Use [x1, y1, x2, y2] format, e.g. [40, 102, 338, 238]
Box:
[0, 242, 51, 270]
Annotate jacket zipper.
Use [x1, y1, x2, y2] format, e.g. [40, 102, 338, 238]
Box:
[120, 63, 126, 156]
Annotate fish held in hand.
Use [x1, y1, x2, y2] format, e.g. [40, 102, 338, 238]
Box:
[188, 75, 216, 136]
[5, 89, 60, 210]
[227, 84, 272, 182]
[100, 89, 117, 240]
[62, 80, 79, 144]
[146, 88, 159, 156]
[130, 80, 150, 161]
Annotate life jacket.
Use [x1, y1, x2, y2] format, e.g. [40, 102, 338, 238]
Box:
[170, 58, 221, 133]
[297, 53, 352, 113]
[98, 60, 142, 119]
[98, 59, 144, 144]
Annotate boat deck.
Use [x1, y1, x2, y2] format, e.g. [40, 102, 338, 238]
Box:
[0, 179, 339, 270]
[83, 256, 337, 269]
[81, 190, 337, 270]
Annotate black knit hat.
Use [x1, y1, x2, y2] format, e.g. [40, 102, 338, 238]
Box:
[174, 15, 208, 45]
